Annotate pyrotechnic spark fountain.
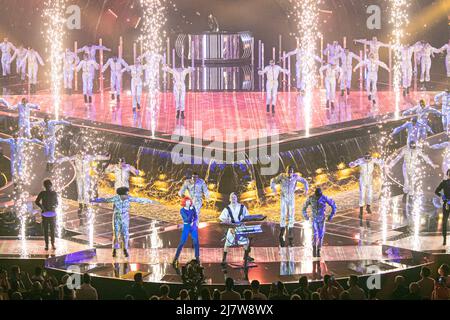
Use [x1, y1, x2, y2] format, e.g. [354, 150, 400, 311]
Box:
[389, 0, 410, 119]
[139, 0, 166, 138]
[292, 0, 320, 137]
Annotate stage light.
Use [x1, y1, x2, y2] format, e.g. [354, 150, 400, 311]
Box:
[208, 183, 216, 190]
[337, 162, 346, 170]
[158, 173, 167, 180]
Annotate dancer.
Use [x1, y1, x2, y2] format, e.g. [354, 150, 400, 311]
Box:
[416, 42, 440, 89]
[57, 153, 110, 226]
[122, 58, 144, 111]
[172, 196, 200, 267]
[92, 187, 157, 258]
[35, 179, 58, 251]
[354, 53, 390, 105]
[435, 170, 450, 245]
[0, 38, 16, 76]
[63, 49, 79, 95]
[319, 62, 342, 109]
[323, 41, 343, 65]
[430, 139, 450, 177]
[302, 188, 336, 258]
[77, 44, 111, 61]
[392, 44, 416, 96]
[402, 99, 441, 141]
[138, 51, 164, 86]
[105, 158, 139, 191]
[102, 56, 129, 102]
[258, 60, 290, 114]
[76, 53, 99, 104]
[34, 116, 71, 171]
[10, 45, 28, 81]
[178, 172, 210, 222]
[354, 37, 390, 59]
[162, 65, 194, 119]
[338, 48, 361, 96]
[219, 192, 252, 266]
[349, 153, 384, 227]
[388, 141, 437, 194]
[6, 97, 40, 138]
[271, 166, 309, 247]
[435, 89, 450, 133]
[283, 48, 322, 92]
[438, 40, 450, 78]
[391, 116, 432, 146]
[20, 48, 45, 93]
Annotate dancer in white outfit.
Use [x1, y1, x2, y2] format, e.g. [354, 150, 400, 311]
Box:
[320, 63, 342, 108]
[402, 99, 441, 142]
[10, 46, 28, 81]
[20, 48, 45, 93]
[392, 44, 417, 96]
[138, 51, 164, 86]
[258, 60, 290, 114]
[102, 56, 129, 102]
[122, 59, 144, 111]
[323, 41, 343, 65]
[77, 44, 111, 60]
[63, 49, 79, 95]
[392, 116, 432, 146]
[416, 42, 440, 89]
[0, 38, 16, 77]
[430, 139, 450, 177]
[3, 97, 40, 138]
[163, 65, 194, 119]
[105, 158, 139, 191]
[76, 54, 99, 103]
[339, 48, 361, 96]
[435, 89, 450, 134]
[354, 37, 390, 59]
[438, 40, 450, 77]
[283, 48, 322, 92]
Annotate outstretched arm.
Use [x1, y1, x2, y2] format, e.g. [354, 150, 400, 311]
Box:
[129, 197, 159, 205]
[349, 158, 363, 168]
[377, 60, 390, 72]
[0, 98, 11, 108]
[402, 105, 420, 117]
[388, 150, 405, 169]
[392, 122, 409, 136]
[419, 151, 437, 168]
[91, 196, 116, 203]
[26, 103, 40, 110]
[430, 142, 450, 150]
[284, 49, 299, 59]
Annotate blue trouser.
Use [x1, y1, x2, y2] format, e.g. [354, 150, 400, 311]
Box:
[175, 223, 199, 259]
[312, 218, 326, 247]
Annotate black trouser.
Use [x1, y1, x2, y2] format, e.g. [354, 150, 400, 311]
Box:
[443, 205, 450, 241]
[42, 216, 56, 247]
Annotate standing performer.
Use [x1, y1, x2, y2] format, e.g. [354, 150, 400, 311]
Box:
[323, 41, 343, 65]
[138, 51, 164, 86]
[162, 65, 194, 119]
[63, 49, 79, 95]
[430, 139, 450, 177]
[20, 48, 45, 93]
[391, 116, 432, 146]
[35, 179, 59, 251]
[339, 48, 361, 96]
[122, 59, 144, 111]
[349, 153, 384, 227]
[76, 54, 99, 104]
[302, 188, 336, 258]
[319, 62, 342, 109]
[34, 116, 71, 172]
[435, 89, 450, 133]
[57, 153, 110, 226]
[271, 166, 309, 247]
[10, 45, 28, 81]
[219, 192, 252, 266]
[435, 170, 450, 245]
[105, 158, 139, 191]
[102, 56, 129, 102]
[354, 53, 390, 105]
[0, 38, 16, 77]
[354, 37, 390, 59]
[416, 42, 440, 89]
[402, 99, 441, 141]
[283, 48, 322, 93]
[438, 40, 450, 78]
[92, 187, 157, 258]
[388, 141, 437, 194]
[6, 97, 40, 138]
[172, 197, 200, 267]
[178, 172, 209, 222]
[258, 60, 290, 114]
[392, 44, 416, 96]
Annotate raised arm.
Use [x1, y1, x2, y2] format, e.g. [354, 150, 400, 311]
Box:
[55, 156, 76, 164]
[402, 105, 420, 117]
[354, 39, 368, 45]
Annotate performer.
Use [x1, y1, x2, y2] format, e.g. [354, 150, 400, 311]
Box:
[219, 192, 252, 266]
[416, 42, 440, 89]
[438, 40, 450, 78]
[105, 157, 139, 191]
[34, 116, 71, 171]
[0, 38, 16, 76]
[178, 172, 210, 222]
[77, 44, 111, 61]
[138, 51, 164, 86]
[92, 187, 157, 257]
[392, 44, 416, 96]
[20, 48, 45, 93]
[302, 188, 336, 258]
[338, 48, 361, 96]
[349, 153, 384, 227]
[10, 45, 28, 81]
[354, 53, 390, 105]
[63, 49, 79, 95]
[258, 60, 290, 114]
[434, 89, 450, 133]
[57, 153, 110, 225]
[388, 141, 437, 194]
[122, 59, 144, 111]
[102, 56, 129, 102]
[323, 41, 343, 65]
[271, 166, 309, 247]
[435, 170, 450, 245]
[162, 65, 194, 119]
[319, 62, 342, 109]
[391, 116, 432, 146]
[354, 37, 390, 59]
[76, 53, 99, 104]
[402, 99, 441, 141]
[172, 196, 200, 267]
[430, 139, 450, 176]
[5, 97, 40, 138]
[35, 179, 58, 251]
[283, 48, 322, 93]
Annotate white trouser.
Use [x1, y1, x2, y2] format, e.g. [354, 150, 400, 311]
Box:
[402, 64, 413, 88]
[266, 81, 279, 106]
[340, 68, 352, 90]
[443, 112, 450, 134]
[131, 78, 142, 109]
[16, 60, 26, 80]
[111, 73, 122, 95]
[446, 55, 450, 77]
[325, 77, 337, 102]
[224, 228, 249, 251]
[359, 182, 373, 207]
[63, 70, 74, 89]
[28, 63, 39, 85]
[44, 138, 56, 163]
[82, 73, 94, 96]
[366, 72, 378, 96]
[402, 162, 413, 194]
[280, 197, 295, 228]
[1, 53, 11, 76]
[443, 155, 450, 176]
[76, 175, 90, 204]
[296, 64, 304, 90]
[420, 57, 431, 82]
[19, 120, 32, 138]
[174, 85, 186, 112]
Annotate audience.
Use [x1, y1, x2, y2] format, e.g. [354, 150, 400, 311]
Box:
[406, 282, 421, 300]
[391, 275, 409, 300]
[178, 289, 190, 300]
[242, 289, 253, 300]
[159, 284, 173, 300]
[212, 289, 221, 300]
[318, 275, 343, 300]
[128, 273, 149, 300]
[199, 288, 211, 300]
[76, 273, 98, 300]
[269, 281, 290, 300]
[250, 280, 267, 300]
[220, 278, 241, 300]
[417, 267, 435, 300]
[292, 276, 311, 300]
[346, 275, 366, 300]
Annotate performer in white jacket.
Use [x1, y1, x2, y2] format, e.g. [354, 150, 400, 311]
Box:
[20, 48, 45, 93]
[102, 56, 129, 102]
[76, 54, 99, 103]
[435, 89, 450, 133]
[283, 48, 322, 92]
[319, 62, 342, 109]
[339, 48, 361, 96]
[258, 60, 289, 114]
[323, 41, 343, 65]
[138, 51, 164, 86]
[4, 97, 40, 138]
[416, 41, 440, 88]
[122, 59, 144, 111]
[105, 158, 139, 191]
[438, 40, 450, 77]
[10, 45, 28, 81]
[0, 38, 16, 76]
[163, 65, 194, 119]
[354, 37, 390, 59]
[430, 139, 450, 177]
[63, 49, 79, 95]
